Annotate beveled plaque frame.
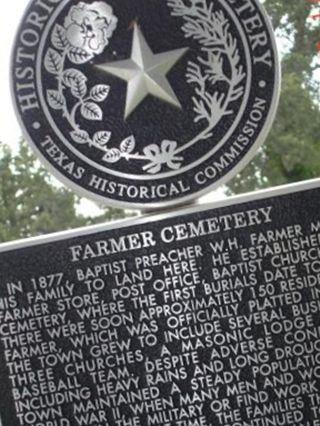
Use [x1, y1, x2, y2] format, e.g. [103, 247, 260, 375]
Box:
[0, 178, 318, 253]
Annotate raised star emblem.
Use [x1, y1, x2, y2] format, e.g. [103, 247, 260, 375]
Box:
[96, 24, 188, 119]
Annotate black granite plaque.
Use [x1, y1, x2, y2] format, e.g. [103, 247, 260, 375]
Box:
[1, 180, 320, 426]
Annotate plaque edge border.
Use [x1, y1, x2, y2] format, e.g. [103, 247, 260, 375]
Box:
[0, 178, 319, 254]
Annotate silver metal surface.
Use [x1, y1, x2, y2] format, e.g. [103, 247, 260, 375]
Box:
[11, 0, 281, 211]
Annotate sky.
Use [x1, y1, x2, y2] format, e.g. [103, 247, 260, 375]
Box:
[0, 0, 26, 149]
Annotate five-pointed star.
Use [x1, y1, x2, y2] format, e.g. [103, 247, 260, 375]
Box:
[96, 24, 188, 119]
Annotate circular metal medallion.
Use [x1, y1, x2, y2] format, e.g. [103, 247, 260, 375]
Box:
[12, 0, 280, 210]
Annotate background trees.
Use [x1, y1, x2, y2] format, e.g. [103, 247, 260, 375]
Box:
[227, 0, 320, 193]
[0, 142, 126, 242]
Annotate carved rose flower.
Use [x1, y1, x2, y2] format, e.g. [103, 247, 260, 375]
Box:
[64, 2, 118, 55]
[143, 141, 183, 174]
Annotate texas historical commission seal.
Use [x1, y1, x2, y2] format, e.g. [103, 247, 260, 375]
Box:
[12, 0, 280, 209]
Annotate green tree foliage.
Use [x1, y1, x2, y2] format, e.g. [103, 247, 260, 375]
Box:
[227, 0, 320, 194]
[0, 141, 127, 242]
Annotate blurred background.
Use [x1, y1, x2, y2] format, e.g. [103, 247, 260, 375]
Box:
[0, 0, 319, 242]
